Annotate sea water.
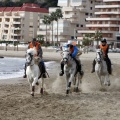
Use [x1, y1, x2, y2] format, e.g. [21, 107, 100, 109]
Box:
[0, 57, 59, 80]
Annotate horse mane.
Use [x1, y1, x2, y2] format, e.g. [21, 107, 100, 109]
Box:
[27, 48, 37, 56]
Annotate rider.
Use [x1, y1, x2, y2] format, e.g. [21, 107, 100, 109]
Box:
[91, 38, 112, 74]
[23, 38, 46, 78]
[59, 40, 83, 76]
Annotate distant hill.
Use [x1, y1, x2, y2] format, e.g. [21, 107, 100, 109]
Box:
[0, 0, 58, 9]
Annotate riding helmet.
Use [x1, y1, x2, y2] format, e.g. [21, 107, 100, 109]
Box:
[101, 38, 107, 43]
[32, 38, 36, 41]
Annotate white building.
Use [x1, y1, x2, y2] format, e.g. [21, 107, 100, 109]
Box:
[38, 0, 100, 44]
[0, 3, 48, 43]
[78, 0, 120, 44]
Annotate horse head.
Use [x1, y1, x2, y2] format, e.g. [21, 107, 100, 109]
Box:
[26, 48, 37, 66]
[96, 49, 104, 64]
[62, 49, 71, 64]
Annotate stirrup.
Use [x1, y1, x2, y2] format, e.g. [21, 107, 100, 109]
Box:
[80, 71, 84, 76]
[42, 73, 47, 78]
[59, 71, 64, 76]
[23, 74, 27, 78]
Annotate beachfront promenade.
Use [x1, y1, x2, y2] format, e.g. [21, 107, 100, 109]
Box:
[0, 48, 119, 63]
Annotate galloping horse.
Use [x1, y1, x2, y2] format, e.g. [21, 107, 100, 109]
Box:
[62, 49, 83, 94]
[26, 48, 45, 96]
[95, 49, 110, 86]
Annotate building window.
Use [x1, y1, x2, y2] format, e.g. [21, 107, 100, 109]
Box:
[81, 25, 83, 27]
[71, 36, 74, 39]
[90, 13, 92, 16]
[91, 1, 93, 4]
[90, 7, 92, 10]
[76, 24, 79, 27]
[85, 13, 88, 16]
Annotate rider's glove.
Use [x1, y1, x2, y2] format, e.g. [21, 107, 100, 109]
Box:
[70, 54, 72, 57]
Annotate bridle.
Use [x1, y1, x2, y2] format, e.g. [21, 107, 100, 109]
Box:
[26, 53, 34, 66]
[62, 51, 72, 64]
[96, 50, 103, 64]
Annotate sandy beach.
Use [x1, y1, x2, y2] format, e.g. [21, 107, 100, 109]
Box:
[0, 49, 120, 120]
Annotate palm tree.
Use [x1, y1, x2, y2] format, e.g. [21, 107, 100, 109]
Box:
[54, 9, 63, 44]
[83, 33, 93, 46]
[42, 15, 51, 42]
[50, 12, 56, 45]
[94, 30, 103, 46]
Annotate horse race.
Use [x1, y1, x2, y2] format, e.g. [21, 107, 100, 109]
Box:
[0, 0, 120, 119]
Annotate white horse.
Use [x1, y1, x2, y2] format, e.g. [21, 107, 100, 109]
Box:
[95, 49, 110, 86]
[62, 50, 83, 94]
[26, 48, 45, 96]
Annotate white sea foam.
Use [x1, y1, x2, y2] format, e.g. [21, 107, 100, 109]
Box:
[0, 57, 55, 80]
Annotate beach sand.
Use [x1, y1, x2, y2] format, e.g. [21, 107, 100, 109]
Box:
[0, 50, 120, 120]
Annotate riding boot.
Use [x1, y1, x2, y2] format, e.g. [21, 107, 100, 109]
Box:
[91, 59, 96, 73]
[77, 63, 84, 75]
[23, 62, 27, 78]
[39, 61, 47, 78]
[59, 61, 64, 76]
[74, 58, 83, 75]
[106, 58, 111, 74]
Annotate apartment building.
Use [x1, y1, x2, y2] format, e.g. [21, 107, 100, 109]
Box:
[78, 0, 120, 44]
[38, 0, 100, 43]
[0, 3, 48, 42]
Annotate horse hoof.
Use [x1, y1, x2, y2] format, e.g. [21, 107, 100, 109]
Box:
[40, 88, 43, 95]
[76, 87, 79, 92]
[31, 93, 34, 97]
[36, 82, 39, 86]
[66, 90, 69, 94]
[108, 83, 111, 86]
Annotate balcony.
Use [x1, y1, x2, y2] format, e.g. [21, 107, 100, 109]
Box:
[86, 17, 120, 21]
[70, 19, 79, 24]
[13, 21, 21, 24]
[95, 11, 120, 15]
[116, 32, 120, 36]
[79, 8, 87, 12]
[71, 1, 86, 7]
[64, 14, 77, 18]
[37, 31, 50, 36]
[63, 7, 77, 12]
[95, 5, 120, 9]
[11, 27, 21, 30]
[86, 24, 119, 27]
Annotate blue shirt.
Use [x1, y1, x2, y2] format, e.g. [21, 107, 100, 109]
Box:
[65, 44, 79, 58]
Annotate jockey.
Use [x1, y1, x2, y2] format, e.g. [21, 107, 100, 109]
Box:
[23, 38, 46, 78]
[59, 40, 83, 76]
[91, 38, 112, 74]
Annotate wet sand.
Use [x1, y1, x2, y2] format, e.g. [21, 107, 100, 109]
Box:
[0, 50, 120, 120]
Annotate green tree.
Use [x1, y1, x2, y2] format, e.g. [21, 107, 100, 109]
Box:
[50, 12, 56, 45]
[42, 0, 58, 8]
[82, 33, 93, 46]
[37, 35, 44, 44]
[54, 9, 63, 44]
[93, 30, 103, 46]
[42, 15, 51, 42]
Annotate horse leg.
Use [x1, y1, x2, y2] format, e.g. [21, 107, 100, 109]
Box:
[65, 72, 70, 94]
[76, 73, 81, 92]
[31, 77, 38, 96]
[67, 74, 74, 94]
[40, 78, 44, 95]
[96, 72, 102, 86]
[104, 74, 110, 86]
[31, 86, 35, 96]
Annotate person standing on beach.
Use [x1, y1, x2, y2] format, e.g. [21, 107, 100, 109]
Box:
[23, 38, 46, 78]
